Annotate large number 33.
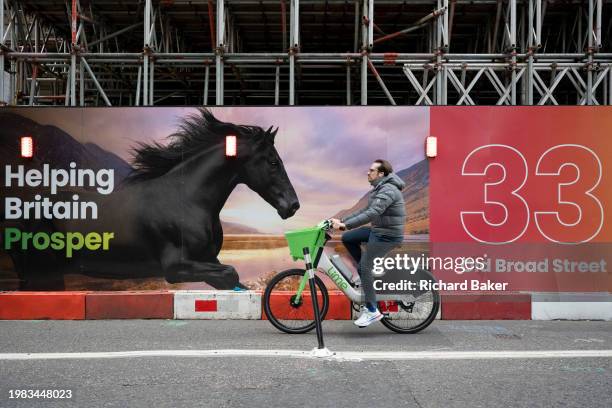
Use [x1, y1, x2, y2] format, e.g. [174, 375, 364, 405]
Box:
[460, 144, 603, 244]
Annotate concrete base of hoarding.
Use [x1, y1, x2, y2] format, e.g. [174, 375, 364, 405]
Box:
[531, 293, 612, 321]
[174, 290, 263, 319]
[0, 291, 610, 321]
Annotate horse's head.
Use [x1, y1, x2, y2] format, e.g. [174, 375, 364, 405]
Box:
[235, 125, 300, 219]
[128, 108, 300, 219]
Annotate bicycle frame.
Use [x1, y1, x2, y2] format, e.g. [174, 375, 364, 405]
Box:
[293, 249, 418, 305]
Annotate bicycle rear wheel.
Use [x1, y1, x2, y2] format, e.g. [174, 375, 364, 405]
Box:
[263, 268, 329, 334]
[379, 289, 440, 334]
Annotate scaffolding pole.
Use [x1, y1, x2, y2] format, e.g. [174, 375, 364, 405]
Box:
[149, 58, 154, 105]
[510, 0, 517, 105]
[586, 0, 593, 105]
[142, 0, 153, 106]
[204, 64, 210, 105]
[82, 57, 111, 106]
[289, 0, 299, 105]
[70, 54, 76, 106]
[79, 60, 84, 106]
[216, 0, 225, 105]
[526, 0, 542, 105]
[275, 64, 280, 105]
[361, 0, 372, 105]
[135, 65, 141, 106]
[143, 54, 148, 106]
[0, 0, 4, 104]
[346, 64, 351, 105]
[435, 0, 449, 104]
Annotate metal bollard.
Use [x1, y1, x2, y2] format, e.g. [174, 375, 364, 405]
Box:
[303, 247, 325, 349]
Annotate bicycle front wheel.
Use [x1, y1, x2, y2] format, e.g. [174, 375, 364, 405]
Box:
[263, 268, 329, 334]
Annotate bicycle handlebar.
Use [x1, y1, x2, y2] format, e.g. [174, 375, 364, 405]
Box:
[317, 219, 333, 231]
[318, 219, 345, 231]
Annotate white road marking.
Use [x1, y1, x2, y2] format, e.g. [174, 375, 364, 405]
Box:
[1, 349, 612, 362]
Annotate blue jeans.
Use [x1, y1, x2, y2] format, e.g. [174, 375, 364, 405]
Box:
[341, 227, 403, 310]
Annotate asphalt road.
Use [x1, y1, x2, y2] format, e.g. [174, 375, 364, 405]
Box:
[1, 320, 611, 408]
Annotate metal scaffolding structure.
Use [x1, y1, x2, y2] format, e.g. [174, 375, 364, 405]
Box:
[0, 0, 610, 106]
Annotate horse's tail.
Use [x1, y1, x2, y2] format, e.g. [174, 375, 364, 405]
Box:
[1, 218, 23, 289]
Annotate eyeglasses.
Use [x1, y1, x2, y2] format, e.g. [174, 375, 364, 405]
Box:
[368, 168, 379, 173]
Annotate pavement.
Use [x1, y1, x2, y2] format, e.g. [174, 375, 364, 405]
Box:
[0, 320, 611, 407]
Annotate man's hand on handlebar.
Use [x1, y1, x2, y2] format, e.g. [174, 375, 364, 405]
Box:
[329, 218, 346, 231]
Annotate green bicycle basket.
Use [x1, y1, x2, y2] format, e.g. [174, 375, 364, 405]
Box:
[285, 226, 326, 261]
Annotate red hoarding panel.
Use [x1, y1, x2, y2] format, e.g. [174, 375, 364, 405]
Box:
[430, 107, 612, 293]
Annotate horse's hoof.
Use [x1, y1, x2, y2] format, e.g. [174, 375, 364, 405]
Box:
[233, 282, 249, 291]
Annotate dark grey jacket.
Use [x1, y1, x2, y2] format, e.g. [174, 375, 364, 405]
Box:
[341, 173, 406, 237]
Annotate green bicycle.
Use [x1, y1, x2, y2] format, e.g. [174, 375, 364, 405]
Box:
[263, 220, 440, 334]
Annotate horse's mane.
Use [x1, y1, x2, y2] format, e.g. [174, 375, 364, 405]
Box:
[126, 108, 264, 183]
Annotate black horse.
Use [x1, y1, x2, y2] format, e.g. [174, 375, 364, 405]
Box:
[9, 108, 299, 290]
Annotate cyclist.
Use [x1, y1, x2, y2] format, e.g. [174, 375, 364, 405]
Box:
[331, 159, 406, 327]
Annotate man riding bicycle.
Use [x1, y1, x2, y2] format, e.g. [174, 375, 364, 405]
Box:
[331, 159, 406, 327]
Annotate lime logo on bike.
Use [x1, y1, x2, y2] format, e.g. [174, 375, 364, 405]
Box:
[326, 267, 349, 290]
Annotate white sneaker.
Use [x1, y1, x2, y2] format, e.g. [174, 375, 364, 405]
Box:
[354, 308, 383, 327]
